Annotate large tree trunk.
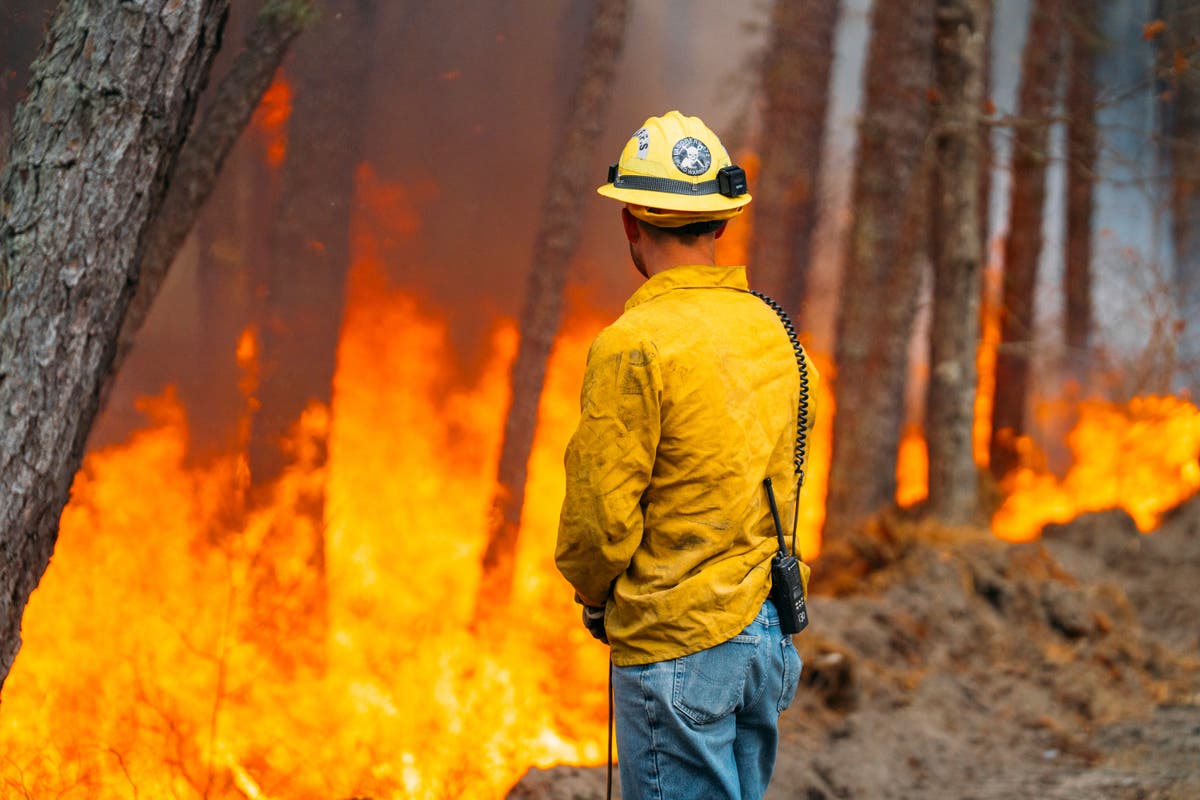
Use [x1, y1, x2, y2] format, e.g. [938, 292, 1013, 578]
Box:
[246, 0, 375, 487]
[0, 0, 228, 694]
[823, 0, 936, 539]
[926, 0, 991, 525]
[1163, 0, 1200, 386]
[989, 0, 1066, 480]
[478, 0, 628, 611]
[751, 0, 839, 316]
[1064, 0, 1099, 384]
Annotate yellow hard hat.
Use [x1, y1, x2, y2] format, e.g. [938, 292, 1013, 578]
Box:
[597, 110, 751, 227]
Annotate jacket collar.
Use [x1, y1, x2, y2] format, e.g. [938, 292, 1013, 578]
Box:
[625, 265, 749, 311]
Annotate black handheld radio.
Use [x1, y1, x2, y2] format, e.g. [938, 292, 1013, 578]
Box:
[764, 477, 808, 635]
[752, 289, 813, 636]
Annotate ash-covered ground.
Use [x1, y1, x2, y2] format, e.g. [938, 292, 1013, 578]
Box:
[510, 498, 1200, 799]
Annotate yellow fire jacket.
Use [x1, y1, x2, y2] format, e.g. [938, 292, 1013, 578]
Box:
[555, 264, 818, 666]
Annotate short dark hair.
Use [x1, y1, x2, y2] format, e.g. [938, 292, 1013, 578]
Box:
[640, 217, 727, 239]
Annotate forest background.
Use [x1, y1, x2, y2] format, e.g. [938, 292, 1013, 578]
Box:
[0, 0, 1197, 798]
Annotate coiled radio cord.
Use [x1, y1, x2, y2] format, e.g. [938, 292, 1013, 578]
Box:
[750, 290, 813, 557]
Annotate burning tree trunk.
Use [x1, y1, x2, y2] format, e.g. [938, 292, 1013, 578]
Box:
[926, 0, 991, 526]
[112, 0, 314, 392]
[247, 0, 375, 487]
[1064, 0, 1099, 384]
[823, 0, 936, 539]
[989, 0, 1066, 480]
[235, 0, 376, 653]
[0, 0, 228, 693]
[479, 0, 628, 609]
[751, 0, 839, 314]
[1163, 0, 1200, 385]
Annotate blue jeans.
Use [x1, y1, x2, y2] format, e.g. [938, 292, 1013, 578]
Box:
[612, 599, 802, 800]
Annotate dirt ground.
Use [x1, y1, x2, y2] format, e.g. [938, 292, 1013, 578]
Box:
[509, 497, 1200, 799]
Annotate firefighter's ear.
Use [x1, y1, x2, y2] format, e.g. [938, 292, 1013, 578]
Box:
[713, 221, 729, 240]
[621, 207, 641, 243]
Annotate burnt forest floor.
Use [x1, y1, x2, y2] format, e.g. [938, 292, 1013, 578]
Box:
[510, 497, 1200, 800]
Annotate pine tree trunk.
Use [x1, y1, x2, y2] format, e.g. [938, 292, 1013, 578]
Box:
[478, 0, 628, 610]
[989, 0, 1066, 480]
[113, 0, 312, 392]
[246, 0, 374, 487]
[926, 0, 991, 525]
[1064, 0, 1099, 382]
[824, 0, 936, 539]
[0, 0, 229, 694]
[1164, 0, 1200, 385]
[979, 9, 994, 258]
[751, 0, 839, 316]
[233, 0, 376, 656]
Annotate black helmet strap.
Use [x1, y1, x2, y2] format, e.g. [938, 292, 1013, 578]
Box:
[607, 163, 749, 198]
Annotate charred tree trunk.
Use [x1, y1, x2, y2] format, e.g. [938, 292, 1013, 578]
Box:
[479, 0, 628, 610]
[0, 0, 228, 694]
[925, 0, 991, 526]
[1064, 0, 1099, 383]
[751, 0, 839, 315]
[1163, 0, 1200, 385]
[237, 0, 376, 657]
[989, 0, 1066, 480]
[112, 0, 313, 392]
[247, 0, 375, 487]
[823, 0, 936, 539]
[188, 38, 284, 453]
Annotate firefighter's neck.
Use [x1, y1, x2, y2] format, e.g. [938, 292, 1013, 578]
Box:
[621, 208, 723, 280]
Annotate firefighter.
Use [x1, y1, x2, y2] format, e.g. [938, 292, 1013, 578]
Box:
[555, 110, 818, 800]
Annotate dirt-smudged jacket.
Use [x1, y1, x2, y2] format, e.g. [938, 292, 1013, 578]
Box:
[555, 264, 818, 667]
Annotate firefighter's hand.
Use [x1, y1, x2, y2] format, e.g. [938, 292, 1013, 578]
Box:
[581, 605, 609, 645]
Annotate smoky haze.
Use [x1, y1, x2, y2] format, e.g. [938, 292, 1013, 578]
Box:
[74, 0, 770, 451]
[1, 0, 1180, 454]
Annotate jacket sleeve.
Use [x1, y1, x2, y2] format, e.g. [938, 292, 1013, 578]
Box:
[555, 325, 662, 607]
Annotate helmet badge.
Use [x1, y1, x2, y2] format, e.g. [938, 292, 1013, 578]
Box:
[671, 137, 711, 176]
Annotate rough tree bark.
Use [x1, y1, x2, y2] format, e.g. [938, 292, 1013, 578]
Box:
[1163, 0, 1200, 385]
[925, 0, 991, 525]
[989, 0, 1066, 480]
[1064, 0, 1099, 383]
[0, 2, 58, 172]
[0, 0, 229, 694]
[247, 0, 376, 487]
[751, 0, 839, 315]
[479, 0, 629, 610]
[823, 0, 936, 539]
[111, 0, 314, 391]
